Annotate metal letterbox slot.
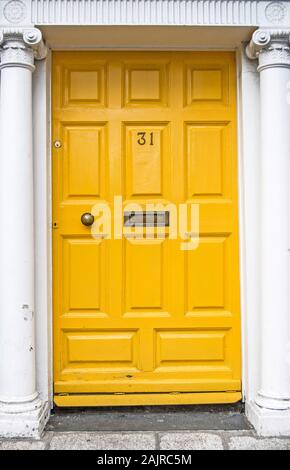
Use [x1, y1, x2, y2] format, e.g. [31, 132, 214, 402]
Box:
[124, 211, 170, 227]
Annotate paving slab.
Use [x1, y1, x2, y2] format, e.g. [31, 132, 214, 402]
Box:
[1, 431, 290, 450]
[228, 436, 290, 450]
[49, 432, 156, 450]
[0, 438, 47, 450]
[159, 432, 224, 450]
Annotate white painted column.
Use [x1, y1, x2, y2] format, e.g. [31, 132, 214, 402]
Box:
[0, 28, 48, 438]
[246, 29, 290, 435]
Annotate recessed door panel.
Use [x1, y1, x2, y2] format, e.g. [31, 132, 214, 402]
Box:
[125, 124, 169, 198]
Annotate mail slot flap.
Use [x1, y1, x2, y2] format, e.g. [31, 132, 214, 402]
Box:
[124, 211, 170, 227]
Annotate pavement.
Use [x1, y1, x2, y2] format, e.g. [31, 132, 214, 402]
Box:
[1, 430, 290, 450]
[1, 406, 290, 450]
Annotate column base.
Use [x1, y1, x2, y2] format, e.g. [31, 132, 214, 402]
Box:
[0, 399, 49, 439]
[255, 391, 290, 411]
[246, 401, 290, 436]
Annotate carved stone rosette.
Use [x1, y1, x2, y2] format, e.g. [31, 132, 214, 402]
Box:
[0, 28, 47, 71]
[246, 29, 290, 71]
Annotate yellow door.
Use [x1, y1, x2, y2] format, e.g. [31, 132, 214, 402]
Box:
[52, 52, 241, 406]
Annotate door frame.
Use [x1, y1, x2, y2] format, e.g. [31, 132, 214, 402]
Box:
[32, 26, 261, 412]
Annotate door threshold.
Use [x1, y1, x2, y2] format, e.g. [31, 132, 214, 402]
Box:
[48, 400, 251, 433]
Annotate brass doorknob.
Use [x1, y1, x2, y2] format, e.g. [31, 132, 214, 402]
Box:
[81, 212, 94, 226]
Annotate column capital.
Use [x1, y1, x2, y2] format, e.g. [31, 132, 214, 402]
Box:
[0, 27, 47, 71]
[246, 29, 290, 72]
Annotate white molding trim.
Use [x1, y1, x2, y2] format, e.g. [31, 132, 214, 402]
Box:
[0, 1, 289, 28]
[30, 0, 260, 26]
[236, 45, 261, 407]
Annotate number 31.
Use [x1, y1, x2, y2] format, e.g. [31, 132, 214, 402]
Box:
[137, 132, 154, 146]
